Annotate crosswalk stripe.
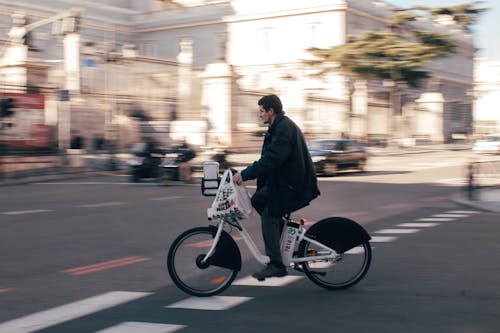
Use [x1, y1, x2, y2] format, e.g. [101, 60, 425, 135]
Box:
[94, 321, 186, 333]
[0, 291, 152, 333]
[432, 214, 468, 218]
[396, 223, 440, 228]
[233, 275, 303, 287]
[447, 210, 479, 214]
[166, 296, 252, 311]
[375, 228, 420, 234]
[370, 236, 398, 242]
[416, 217, 454, 222]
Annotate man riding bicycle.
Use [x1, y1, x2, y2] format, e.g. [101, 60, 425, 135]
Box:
[233, 94, 320, 280]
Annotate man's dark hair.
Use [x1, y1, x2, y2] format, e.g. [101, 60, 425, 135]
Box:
[258, 94, 283, 114]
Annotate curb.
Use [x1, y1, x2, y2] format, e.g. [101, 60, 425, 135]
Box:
[449, 192, 500, 214]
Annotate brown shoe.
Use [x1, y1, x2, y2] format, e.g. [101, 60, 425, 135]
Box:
[252, 263, 287, 281]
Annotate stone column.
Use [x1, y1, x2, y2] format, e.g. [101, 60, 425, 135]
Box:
[1, 45, 28, 92]
[63, 33, 80, 92]
[176, 38, 193, 119]
[2, 16, 28, 92]
[351, 79, 368, 139]
[200, 62, 233, 146]
[415, 92, 445, 143]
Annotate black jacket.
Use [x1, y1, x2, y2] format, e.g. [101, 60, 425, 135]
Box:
[241, 114, 320, 217]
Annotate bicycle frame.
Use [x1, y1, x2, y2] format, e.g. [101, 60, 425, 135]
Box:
[201, 216, 341, 267]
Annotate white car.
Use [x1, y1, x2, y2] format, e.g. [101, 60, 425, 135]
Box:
[473, 134, 500, 154]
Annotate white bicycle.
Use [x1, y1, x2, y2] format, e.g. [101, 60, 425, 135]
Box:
[167, 163, 372, 297]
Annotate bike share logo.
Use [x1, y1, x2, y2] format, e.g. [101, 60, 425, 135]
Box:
[283, 227, 297, 252]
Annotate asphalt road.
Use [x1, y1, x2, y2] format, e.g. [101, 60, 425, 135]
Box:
[0, 151, 499, 333]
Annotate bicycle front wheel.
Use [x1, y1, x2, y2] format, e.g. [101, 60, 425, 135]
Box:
[167, 227, 238, 297]
[298, 239, 371, 290]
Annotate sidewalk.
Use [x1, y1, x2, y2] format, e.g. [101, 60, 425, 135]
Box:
[450, 188, 500, 214]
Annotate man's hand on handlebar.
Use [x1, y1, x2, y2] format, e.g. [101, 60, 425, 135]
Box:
[233, 172, 243, 185]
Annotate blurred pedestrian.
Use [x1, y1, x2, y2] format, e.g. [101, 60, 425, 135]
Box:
[176, 139, 196, 182]
[233, 94, 320, 280]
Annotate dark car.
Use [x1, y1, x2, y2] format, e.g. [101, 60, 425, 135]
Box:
[128, 142, 164, 182]
[307, 139, 368, 176]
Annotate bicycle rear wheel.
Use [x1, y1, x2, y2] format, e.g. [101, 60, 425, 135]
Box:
[167, 227, 238, 297]
[298, 239, 371, 290]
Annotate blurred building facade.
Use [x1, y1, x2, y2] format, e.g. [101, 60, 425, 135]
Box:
[474, 58, 500, 135]
[0, 0, 475, 151]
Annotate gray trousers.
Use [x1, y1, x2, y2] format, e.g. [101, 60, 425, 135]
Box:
[251, 187, 285, 266]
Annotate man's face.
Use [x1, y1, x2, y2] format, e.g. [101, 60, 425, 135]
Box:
[259, 105, 274, 125]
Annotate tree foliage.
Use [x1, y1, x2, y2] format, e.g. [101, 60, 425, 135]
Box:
[424, 2, 487, 32]
[305, 2, 486, 88]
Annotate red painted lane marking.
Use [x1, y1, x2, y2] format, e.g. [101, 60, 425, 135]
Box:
[0, 288, 13, 293]
[62, 256, 151, 276]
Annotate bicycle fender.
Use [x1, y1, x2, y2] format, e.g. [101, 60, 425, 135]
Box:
[305, 217, 371, 253]
[207, 225, 242, 271]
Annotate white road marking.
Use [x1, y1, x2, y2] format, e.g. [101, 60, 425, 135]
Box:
[0, 291, 152, 333]
[416, 217, 454, 222]
[95, 321, 186, 333]
[233, 275, 303, 287]
[396, 223, 441, 228]
[345, 247, 369, 254]
[370, 236, 398, 242]
[375, 228, 420, 234]
[78, 202, 125, 208]
[166, 296, 252, 311]
[447, 210, 480, 214]
[149, 196, 184, 201]
[432, 214, 468, 218]
[1, 209, 52, 216]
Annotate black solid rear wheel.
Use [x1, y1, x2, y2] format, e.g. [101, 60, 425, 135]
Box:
[167, 227, 238, 297]
[298, 239, 371, 290]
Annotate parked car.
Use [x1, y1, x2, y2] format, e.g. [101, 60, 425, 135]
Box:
[472, 134, 500, 154]
[307, 139, 368, 176]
